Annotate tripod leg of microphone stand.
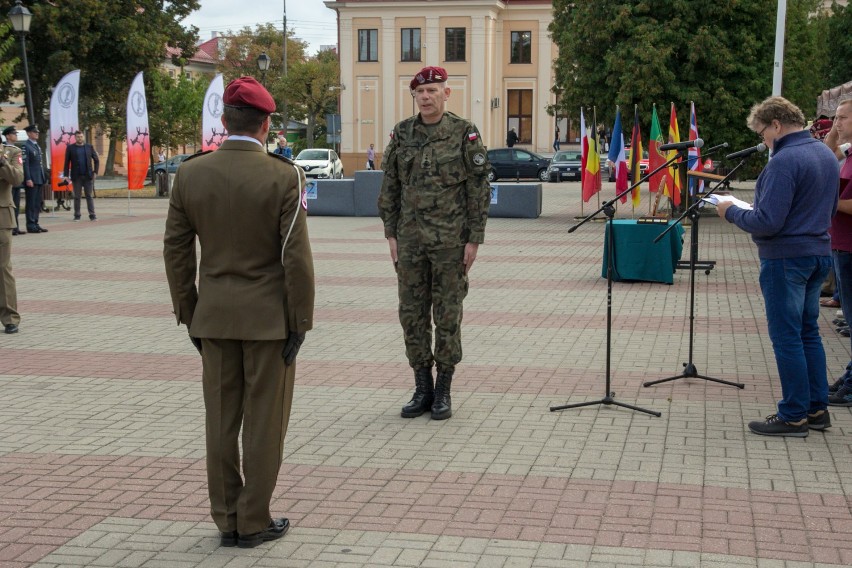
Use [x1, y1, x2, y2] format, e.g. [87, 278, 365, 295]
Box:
[551, 396, 661, 417]
[644, 371, 744, 389]
[695, 373, 744, 389]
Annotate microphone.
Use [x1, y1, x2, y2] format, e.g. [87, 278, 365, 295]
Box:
[659, 138, 703, 151]
[725, 143, 767, 160]
[703, 142, 729, 154]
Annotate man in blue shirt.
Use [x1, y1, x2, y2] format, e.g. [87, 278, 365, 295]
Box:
[717, 96, 839, 437]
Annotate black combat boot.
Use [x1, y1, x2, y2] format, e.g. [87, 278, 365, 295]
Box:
[401, 367, 434, 418]
[431, 367, 453, 420]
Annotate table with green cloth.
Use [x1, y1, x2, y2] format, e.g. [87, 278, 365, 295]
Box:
[601, 220, 684, 284]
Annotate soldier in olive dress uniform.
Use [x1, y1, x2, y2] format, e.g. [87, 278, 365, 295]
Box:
[379, 66, 491, 420]
[163, 77, 315, 549]
[0, 135, 24, 333]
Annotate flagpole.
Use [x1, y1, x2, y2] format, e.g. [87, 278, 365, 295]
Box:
[594, 106, 601, 213]
[579, 107, 584, 218]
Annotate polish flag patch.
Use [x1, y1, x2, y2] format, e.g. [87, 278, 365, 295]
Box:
[468, 132, 478, 141]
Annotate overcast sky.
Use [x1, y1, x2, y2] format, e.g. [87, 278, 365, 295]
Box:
[181, 0, 339, 54]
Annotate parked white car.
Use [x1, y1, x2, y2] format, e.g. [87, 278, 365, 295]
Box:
[294, 148, 344, 179]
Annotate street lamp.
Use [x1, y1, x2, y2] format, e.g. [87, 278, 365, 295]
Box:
[8, 0, 35, 125]
[256, 52, 271, 86]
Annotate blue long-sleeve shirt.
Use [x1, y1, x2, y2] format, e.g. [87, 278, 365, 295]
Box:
[725, 130, 838, 259]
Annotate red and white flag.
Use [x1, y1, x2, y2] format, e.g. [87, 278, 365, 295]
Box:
[49, 70, 80, 191]
[126, 72, 150, 190]
[202, 74, 228, 152]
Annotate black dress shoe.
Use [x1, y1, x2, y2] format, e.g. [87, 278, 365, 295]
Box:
[4, 324, 19, 334]
[237, 518, 289, 548]
[220, 530, 238, 547]
[37, 227, 48, 233]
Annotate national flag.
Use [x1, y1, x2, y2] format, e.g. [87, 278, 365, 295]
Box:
[629, 105, 643, 207]
[581, 108, 601, 202]
[687, 101, 703, 196]
[607, 107, 628, 203]
[648, 104, 669, 196]
[667, 103, 682, 206]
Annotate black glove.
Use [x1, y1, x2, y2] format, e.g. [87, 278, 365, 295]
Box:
[189, 334, 202, 355]
[282, 332, 306, 365]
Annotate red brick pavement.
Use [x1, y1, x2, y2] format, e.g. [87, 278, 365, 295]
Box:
[1, 454, 850, 566]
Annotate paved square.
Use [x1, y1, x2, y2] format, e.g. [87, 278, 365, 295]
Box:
[1, 182, 850, 567]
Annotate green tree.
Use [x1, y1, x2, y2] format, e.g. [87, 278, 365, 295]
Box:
[550, 0, 777, 176]
[825, 0, 852, 86]
[277, 49, 340, 149]
[146, 69, 207, 156]
[782, 0, 829, 115]
[0, 0, 199, 173]
[0, 21, 17, 89]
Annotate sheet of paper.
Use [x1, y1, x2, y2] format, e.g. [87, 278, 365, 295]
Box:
[700, 194, 753, 210]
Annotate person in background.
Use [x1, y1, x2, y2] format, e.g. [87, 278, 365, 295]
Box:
[823, 97, 852, 407]
[367, 143, 376, 170]
[63, 131, 100, 222]
[0, 130, 24, 333]
[3, 127, 24, 235]
[272, 131, 292, 159]
[506, 127, 518, 148]
[553, 126, 561, 152]
[21, 125, 46, 233]
[716, 96, 838, 437]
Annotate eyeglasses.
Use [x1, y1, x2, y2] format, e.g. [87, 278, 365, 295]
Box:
[757, 123, 773, 140]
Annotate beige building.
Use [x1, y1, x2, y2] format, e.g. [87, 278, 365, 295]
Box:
[324, 0, 560, 172]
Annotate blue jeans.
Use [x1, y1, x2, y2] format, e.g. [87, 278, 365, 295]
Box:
[832, 250, 852, 386]
[759, 256, 831, 421]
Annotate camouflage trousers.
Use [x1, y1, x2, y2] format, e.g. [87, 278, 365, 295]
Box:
[396, 244, 469, 370]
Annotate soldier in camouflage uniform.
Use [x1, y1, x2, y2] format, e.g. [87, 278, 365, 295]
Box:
[378, 66, 491, 420]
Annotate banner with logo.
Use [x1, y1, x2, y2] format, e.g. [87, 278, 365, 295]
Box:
[126, 72, 150, 190]
[202, 73, 227, 151]
[49, 69, 80, 191]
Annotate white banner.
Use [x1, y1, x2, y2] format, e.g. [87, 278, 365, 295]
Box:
[202, 73, 227, 151]
[49, 69, 80, 191]
[126, 72, 150, 190]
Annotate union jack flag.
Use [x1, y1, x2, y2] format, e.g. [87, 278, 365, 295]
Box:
[688, 102, 702, 195]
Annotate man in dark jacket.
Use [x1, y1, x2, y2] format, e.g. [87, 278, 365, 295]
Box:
[22, 125, 46, 233]
[506, 127, 518, 147]
[63, 131, 100, 221]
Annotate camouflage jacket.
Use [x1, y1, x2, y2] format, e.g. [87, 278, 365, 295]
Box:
[378, 112, 490, 248]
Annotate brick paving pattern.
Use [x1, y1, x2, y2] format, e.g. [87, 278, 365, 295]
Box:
[1, 183, 850, 567]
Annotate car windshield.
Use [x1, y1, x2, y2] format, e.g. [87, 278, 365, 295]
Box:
[553, 152, 581, 161]
[297, 150, 329, 160]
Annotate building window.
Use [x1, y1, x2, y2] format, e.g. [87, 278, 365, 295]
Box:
[510, 31, 532, 64]
[445, 28, 465, 61]
[358, 29, 378, 62]
[507, 89, 533, 143]
[401, 28, 421, 62]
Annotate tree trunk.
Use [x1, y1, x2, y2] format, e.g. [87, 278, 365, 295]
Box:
[104, 134, 118, 176]
[306, 115, 315, 149]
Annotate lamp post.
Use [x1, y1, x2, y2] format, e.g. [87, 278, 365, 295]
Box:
[8, 0, 34, 125]
[256, 52, 271, 86]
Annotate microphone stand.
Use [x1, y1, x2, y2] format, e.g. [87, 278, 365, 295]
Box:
[550, 151, 688, 417]
[643, 156, 753, 389]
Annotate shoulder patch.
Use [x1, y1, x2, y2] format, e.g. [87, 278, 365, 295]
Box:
[473, 153, 486, 166]
[268, 152, 295, 164]
[468, 132, 478, 141]
[182, 150, 212, 163]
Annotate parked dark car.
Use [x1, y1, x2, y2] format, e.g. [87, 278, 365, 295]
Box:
[150, 154, 191, 183]
[486, 148, 551, 182]
[547, 150, 583, 182]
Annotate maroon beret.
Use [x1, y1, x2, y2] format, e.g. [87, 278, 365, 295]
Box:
[223, 76, 276, 114]
[409, 66, 448, 91]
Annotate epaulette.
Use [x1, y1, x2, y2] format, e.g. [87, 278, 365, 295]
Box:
[268, 152, 295, 165]
[183, 150, 212, 163]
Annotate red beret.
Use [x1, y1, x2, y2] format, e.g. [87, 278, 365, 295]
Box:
[223, 76, 276, 114]
[409, 66, 448, 91]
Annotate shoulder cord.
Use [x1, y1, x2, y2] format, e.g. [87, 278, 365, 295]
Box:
[281, 163, 305, 266]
